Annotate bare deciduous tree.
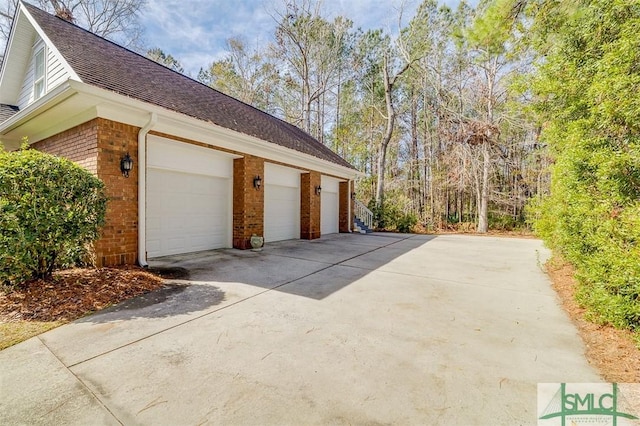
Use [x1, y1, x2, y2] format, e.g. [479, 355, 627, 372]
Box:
[270, 0, 352, 144]
[0, 0, 146, 55]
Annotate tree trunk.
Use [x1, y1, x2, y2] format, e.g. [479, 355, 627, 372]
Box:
[375, 55, 396, 210]
[477, 140, 490, 233]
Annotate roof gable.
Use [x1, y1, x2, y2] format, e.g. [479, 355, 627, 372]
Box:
[0, 6, 35, 106]
[20, 3, 355, 170]
[0, 2, 78, 107]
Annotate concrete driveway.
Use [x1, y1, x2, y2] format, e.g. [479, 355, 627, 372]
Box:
[0, 233, 600, 425]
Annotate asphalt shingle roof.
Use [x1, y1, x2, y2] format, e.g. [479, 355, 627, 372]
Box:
[0, 104, 19, 122]
[23, 2, 354, 170]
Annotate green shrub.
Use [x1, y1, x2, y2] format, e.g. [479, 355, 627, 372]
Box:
[0, 148, 107, 286]
[371, 203, 401, 230]
[488, 212, 527, 231]
[397, 214, 417, 233]
[530, 0, 640, 334]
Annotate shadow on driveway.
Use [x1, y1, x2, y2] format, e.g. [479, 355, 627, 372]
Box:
[80, 233, 435, 323]
[148, 233, 437, 300]
[78, 283, 226, 323]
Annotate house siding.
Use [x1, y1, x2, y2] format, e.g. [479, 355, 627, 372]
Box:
[16, 36, 69, 109]
[16, 38, 40, 108]
[46, 45, 70, 90]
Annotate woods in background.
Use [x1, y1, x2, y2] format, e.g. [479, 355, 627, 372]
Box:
[197, 0, 549, 233]
[0, 0, 550, 233]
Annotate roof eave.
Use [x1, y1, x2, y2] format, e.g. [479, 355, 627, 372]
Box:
[68, 80, 362, 178]
[0, 80, 76, 134]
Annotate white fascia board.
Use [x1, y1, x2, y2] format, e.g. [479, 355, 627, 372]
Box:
[20, 3, 80, 82]
[69, 80, 362, 179]
[0, 80, 76, 133]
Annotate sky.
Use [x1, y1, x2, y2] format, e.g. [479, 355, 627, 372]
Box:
[0, 0, 470, 76]
[139, 0, 454, 77]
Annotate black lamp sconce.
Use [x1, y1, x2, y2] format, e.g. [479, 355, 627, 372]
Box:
[253, 175, 262, 190]
[315, 185, 322, 195]
[120, 153, 133, 178]
[351, 192, 356, 200]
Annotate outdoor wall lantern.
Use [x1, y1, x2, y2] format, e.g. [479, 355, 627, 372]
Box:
[315, 185, 322, 195]
[253, 175, 262, 190]
[351, 192, 356, 200]
[120, 153, 133, 178]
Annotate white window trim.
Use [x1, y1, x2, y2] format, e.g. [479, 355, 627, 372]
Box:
[33, 44, 46, 100]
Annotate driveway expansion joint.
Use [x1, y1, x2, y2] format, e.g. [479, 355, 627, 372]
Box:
[37, 335, 124, 425]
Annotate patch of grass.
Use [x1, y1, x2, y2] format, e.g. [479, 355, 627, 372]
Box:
[0, 321, 65, 350]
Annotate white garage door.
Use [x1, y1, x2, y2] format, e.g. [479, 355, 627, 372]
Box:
[321, 176, 340, 235]
[146, 136, 234, 257]
[264, 163, 300, 242]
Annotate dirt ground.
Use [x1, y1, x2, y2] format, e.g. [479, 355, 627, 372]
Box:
[545, 256, 640, 382]
[0, 267, 166, 349]
[1, 255, 638, 382]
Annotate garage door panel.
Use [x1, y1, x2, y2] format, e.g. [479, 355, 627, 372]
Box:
[320, 176, 340, 235]
[146, 136, 233, 256]
[147, 167, 231, 258]
[148, 135, 234, 178]
[264, 163, 301, 243]
[264, 183, 299, 242]
[321, 191, 339, 235]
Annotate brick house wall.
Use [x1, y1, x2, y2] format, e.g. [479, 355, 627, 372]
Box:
[34, 118, 139, 267]
[32, 118, 347, 265]
[32, 119, 99, 173]
[94, 119, 139, 266]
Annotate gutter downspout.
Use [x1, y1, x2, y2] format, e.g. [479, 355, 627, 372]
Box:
[137, 112, 157, 267]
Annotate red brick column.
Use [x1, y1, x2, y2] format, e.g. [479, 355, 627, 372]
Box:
[95, 119, 140, 266]
[233, 155, 265, 249]
[300, 171, 321, 239]
[339, 180, 352, 233]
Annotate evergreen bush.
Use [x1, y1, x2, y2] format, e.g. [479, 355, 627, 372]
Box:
[0, 147, 107, 286]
